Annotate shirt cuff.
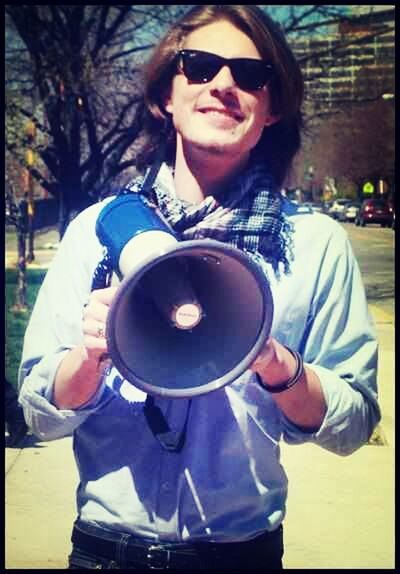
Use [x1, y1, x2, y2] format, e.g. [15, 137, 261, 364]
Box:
[23, 347, 108, 413]
[280, 363, 360, 444]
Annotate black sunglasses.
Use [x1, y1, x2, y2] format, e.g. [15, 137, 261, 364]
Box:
[176, 49, 274, 92]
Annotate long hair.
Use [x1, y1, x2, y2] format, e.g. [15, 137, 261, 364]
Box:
[136, 5, 304, 188]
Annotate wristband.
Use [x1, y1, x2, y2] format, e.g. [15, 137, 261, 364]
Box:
[256, 345, 304, 393]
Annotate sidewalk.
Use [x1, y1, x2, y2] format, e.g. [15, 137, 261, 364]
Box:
[5, 243, 395, 569]
[5, 227, 60, 270]
[281, 305, 395, 570]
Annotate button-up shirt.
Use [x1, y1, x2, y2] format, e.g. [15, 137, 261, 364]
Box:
[18, 190, 380, 543]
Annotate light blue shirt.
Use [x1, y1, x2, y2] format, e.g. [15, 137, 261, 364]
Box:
[18, 193, 380, 543]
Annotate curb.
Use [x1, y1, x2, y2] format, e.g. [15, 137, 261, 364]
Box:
[368, 304, 394, 324]
[5, 251, 56, 270]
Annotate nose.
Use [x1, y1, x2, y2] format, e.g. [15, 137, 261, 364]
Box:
[209, 64, 236, 93]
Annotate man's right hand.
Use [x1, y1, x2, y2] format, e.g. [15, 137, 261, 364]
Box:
[53, 286, 119, 409]
[82, 286, 119, 359]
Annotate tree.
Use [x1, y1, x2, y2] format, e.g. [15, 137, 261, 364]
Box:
[5, 4, 395, 232]
[5, 5, 189, 237]
[6, 179, 29, 312]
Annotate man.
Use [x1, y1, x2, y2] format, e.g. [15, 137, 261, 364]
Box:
[19, 6, 380, 570]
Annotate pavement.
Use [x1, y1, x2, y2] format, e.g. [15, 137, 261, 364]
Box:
[5, 230, 395, 569]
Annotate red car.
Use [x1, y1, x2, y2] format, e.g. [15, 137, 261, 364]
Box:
[355, 198, 393, 227]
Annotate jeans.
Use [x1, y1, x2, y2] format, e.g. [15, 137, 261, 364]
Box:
[68, 520, 284, 570]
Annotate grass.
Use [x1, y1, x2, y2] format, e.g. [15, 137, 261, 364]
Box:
[5, 268, 47, 389]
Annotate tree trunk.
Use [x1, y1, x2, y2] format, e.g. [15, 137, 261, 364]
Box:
[12, 228, 28, 313]
[57, 162, 94, 238]
[57, 193, 68, 239]
[26, 209, 35, 262]
[27, 227, 35, 262]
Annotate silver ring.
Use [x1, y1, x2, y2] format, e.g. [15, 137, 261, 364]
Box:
[97, 326, 105, 339]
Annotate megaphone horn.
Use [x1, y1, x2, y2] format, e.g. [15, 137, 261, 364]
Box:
[96, 193, 274, 398]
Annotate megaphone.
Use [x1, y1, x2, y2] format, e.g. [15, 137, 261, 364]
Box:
[96, 193, 274, 398]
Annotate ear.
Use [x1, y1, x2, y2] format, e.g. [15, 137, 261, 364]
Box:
[163, 88, 173, 114]
[265, 114, 280, 127]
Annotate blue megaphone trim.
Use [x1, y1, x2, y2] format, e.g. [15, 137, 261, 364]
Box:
[95, 193, 175, 274]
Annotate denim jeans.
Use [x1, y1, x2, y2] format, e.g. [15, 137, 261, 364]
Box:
[68, 546, 119, 569]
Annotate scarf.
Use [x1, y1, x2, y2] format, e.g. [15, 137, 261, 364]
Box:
[92, 159, 293, 290]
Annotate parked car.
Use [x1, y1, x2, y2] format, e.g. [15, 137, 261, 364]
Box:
[389, 199, 395, 230]
[301, 202, 324, 213]
[339, 201, 361, 222]
[355, 198, 393, 227]
[327, 198, 352, 219]
[307, 202, 324, 213]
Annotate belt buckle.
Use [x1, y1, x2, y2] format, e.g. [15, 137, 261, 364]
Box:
[146, 545, 171, 569]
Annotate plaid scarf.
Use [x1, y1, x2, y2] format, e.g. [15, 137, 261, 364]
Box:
[134, 160, 293, 275]
[92, 160, 293, 290]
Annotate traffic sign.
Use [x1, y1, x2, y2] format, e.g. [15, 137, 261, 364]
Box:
[363, 181, 374, 194]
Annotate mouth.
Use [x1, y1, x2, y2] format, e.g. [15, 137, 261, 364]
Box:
[198, 107, 244, 122]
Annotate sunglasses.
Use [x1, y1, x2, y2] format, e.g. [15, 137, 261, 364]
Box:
[176, 49, 274, 92]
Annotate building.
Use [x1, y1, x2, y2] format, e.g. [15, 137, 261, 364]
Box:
[291, 7, 394, 112]
[287, 7, 395, 200]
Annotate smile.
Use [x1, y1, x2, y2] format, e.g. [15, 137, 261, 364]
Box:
[198, 107, 244, 122]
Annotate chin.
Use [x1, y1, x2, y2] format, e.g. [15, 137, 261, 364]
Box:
[191, 136, 249, 157]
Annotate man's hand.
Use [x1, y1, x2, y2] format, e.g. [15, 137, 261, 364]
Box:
[250, 337, 327, 431]
[53, 286, 119, 409]
[250, 337, 275, 374]
[82, 286, 119, 359]
[250, 337, 297, 386]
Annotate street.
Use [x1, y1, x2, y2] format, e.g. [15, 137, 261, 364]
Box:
[340, 222, 395, 317]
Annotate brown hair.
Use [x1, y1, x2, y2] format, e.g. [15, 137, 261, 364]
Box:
[136, 5, 304, 187]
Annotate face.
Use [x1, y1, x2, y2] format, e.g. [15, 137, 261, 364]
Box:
[165, 20, 279, 164]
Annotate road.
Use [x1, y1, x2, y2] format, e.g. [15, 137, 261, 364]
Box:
[340, 222, 395, 317]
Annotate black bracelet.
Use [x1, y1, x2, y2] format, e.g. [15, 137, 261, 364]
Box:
[256, 345, 304, 394]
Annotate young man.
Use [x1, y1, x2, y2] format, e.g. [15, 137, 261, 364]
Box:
[19, 6, 380, 570]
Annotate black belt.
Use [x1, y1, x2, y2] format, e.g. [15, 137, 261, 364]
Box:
[71, 521, 282, 569]
[72, 523, 204, 569]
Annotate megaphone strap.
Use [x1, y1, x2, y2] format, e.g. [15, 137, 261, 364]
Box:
[140, 140, 167, 196]
[143, 396, 192, 452]
[91, 250, 113, 290]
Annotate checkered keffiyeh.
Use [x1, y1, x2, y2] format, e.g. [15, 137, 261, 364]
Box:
[134, 160, 293, 275]
[92, 160, 293, 290]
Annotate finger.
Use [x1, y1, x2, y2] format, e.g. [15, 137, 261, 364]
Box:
[83, 299, 109, 325]
[83, 319, 108, 339]
[91, 286, 119, 305]
[83, 286, 119, 322]
[250, 339, 274, 371]
[83, 334, 108, 352]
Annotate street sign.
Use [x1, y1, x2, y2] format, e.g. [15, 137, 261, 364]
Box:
[363, 181, 374, 194]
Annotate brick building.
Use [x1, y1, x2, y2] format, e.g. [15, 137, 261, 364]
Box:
[287, 7, 395, 199]
[292, 7, 394, 112]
